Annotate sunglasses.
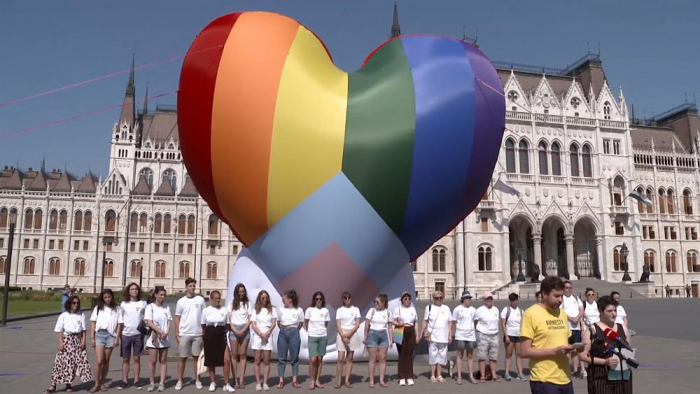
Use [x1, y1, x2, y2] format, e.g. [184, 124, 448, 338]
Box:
[434, 297, 443, 300]
[71, 301, 80, 305]
[343, 296, 351, 300]
[586, 293, 595, 297]
[402, 296, 411, 300]
[374, 300, 381, 304]
[315, 297, 323, 301]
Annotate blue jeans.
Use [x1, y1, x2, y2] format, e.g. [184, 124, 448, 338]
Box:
[277, 327, 301, 378]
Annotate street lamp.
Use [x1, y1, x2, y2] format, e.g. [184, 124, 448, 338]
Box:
[621, 242, 631, 282]
[2, 209, 18, 326]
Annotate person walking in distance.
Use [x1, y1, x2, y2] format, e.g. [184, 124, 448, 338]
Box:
[201, 291, 231, 392]
[521, 276, 580, 394]
[61, 284, 73, 313]
[561, 280, 585, 378]
[452, 291, 478, 385]
[119, 283, 147, 390]
[610, 292, 628, 329]
[305, 291, 331, 389]
[334, 292, 361, 389]
[174, 278, 206, 390]
[227, 284, 251, 390]
[275, 290, 303, 389]
[417, 291, 453, 383]
[392, 291, 418, 386]
[144, 286, 172, 392]
[501, 293, 527, 381]
[686, 284, 691, 298]
[90, 289, 123, 393]
[474, 291, 501, 382]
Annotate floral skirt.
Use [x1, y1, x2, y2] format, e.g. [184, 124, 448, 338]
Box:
[51, 334, 92, 385]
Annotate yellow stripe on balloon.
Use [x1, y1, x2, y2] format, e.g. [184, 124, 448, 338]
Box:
[266, 26, 349, 226]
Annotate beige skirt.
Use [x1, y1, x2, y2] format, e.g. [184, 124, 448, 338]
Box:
[336, 331, 361, 352]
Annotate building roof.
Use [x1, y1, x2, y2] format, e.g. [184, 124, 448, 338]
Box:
[0, 168, 23, 190]
[179, 176, 198, 197]
[132, 177, 152, 195]
[155, 180, 175, 196]
[25, 170, 47, 191]
[630, 124, 687, 152]
[50, 171, 73, 192]
[76, 173, 98, 193]
[141, 109, 179, 145]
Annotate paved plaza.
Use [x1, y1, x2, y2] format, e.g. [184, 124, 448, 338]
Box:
[1, 299, 698, 394]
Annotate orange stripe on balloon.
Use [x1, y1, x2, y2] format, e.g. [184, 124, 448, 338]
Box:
[210, 12, 300, 244]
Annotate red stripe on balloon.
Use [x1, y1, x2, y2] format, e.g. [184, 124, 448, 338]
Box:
[178, 13, 242, 227]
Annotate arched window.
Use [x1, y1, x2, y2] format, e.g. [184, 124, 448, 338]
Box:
[658, 188, 666, 214]
[570, 144, 580, 177]
[163, 214, 172, 234]
[23, 257, 35, 274]
[0, 208, 7, 229]
[49, 258, 61, 276]
[83, 211, 92, 231]
[688, 251, 699, 273]
[0, 256, 5, 274]
[207, 262, 218, 279]
[130, 260, 142, 277]
[431, 247, 446, 272]
[59, 210, 68, 232]
[582, 145, 592, 178]
[104, 260, 114, 277]
[538, 142, 549, 175]
[105, 210, 116, 232]
[518, 140, 529, 174]
[612, 176, 624, 206]
[24, 208, 34, 230]
[130, 212, 138, 233]
[683, 189, 693, 215]
[666, 251, 677, 273]
[155, 261, 166, 278]
[644, 250, 656, 273]
[74, 211, 83, 231]
[34, 209, 43, 230]
[613, 248, 621, 271]
[187, 215, 196, 235]
[139, 168, 154, 189]
[645, 188, 654, 213]
[478, 246, 492, 271]
[208, 215, 219, 236]
[178, 214, 186, 235]
[74, 258, 86, 276]
[505, 139, 516, 173]
[49, 209, 58, 230]
[603, 101, 612, 120]
[636, 187, 645, 213]
[162, 169, 177, 191]
[139, 213, 148, 233]
[667, 189, 675, 214]
[154, 214, 162, 234]
[179, 261, 190, 278]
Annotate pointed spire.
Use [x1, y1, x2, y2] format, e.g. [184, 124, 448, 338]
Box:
[118, 55, 136, 132]
[126, 53, 135, 96]
[142, 86, 149, 116]
[390, 0, 401, 38]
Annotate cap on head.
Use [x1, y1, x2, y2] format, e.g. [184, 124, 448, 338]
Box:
[461, 290, 473, 300]
[481, 291, 494, 299]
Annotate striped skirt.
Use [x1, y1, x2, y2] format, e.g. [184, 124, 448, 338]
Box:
[51, 334, 92, 385]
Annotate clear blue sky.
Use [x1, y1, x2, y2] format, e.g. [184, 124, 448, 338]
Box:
[1, 0, 698, 177]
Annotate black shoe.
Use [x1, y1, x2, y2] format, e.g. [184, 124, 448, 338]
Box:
[118, 381, 128, 390]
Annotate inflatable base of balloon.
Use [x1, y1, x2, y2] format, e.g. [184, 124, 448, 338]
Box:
[225, 248, 414, 362]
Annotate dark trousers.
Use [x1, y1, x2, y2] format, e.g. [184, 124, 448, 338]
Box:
[395, 326, 416, 379]
[530, 381, 574, 394]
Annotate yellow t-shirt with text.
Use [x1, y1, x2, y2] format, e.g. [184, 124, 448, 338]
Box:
[520, 303, 571, 385]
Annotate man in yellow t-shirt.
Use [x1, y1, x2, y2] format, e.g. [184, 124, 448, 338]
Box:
[521, 276, 580, 394]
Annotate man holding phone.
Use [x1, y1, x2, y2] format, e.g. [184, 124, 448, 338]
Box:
[520, 276, 581, 394]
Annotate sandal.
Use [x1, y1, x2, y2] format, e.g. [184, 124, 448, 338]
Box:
[379, 382, 388, 388]
[278, 382, 284, 389]
[345, 383, 353, 389]
[90, 386, 100, 393]
[493, 376, 503, 382]
[66, 384, 73, 392]
[292, 381, 301, 389]
[315, 381, 325, 389]
[43, 385, 57, 394]
[101, 384, 108, 391]
[334, 383, 342, 389]
[468, 376, 479, 385]
[309, 382, 316, 390]
[479, 379, 487, 384]
[456, 379, 463, 385]
[368, 383, 375, 388]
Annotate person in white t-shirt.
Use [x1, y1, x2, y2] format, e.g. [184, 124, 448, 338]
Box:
[144, 286, 172, 392]
[452, 290, 477, 384]
[228, 283, 251, 390]
[201, 291, 230, 392]
[611, 291, 628, 328]
[500, 293, 526, 381]
[583, 288, 600, 327]
[275, 290, 303, 389]
[305, 291, 331, 389]
[118, 282, 147, 390]
[44, 295, 91, 394]
[474, 291, 501, 382]
[418, 291, 453, 383]
[561, 281, 585, 378]
[335, 292, 360, 389]
[175, 278, 206, 390]
[392, 291, 418, 386]
[250, 290, 277, 391]
[363, 293, 392, 388]
[90, 288, 123, 392]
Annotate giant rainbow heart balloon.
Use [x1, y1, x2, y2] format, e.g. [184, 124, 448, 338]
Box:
[178, 12, 505, 308]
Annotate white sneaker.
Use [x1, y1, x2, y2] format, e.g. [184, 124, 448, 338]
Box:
[223, 383, 235, 392]
[175, 381, 183, 391]
[407, 379, 415, 386]
[399, 379, 406, 386]
[196, 381, 204, 390]
[209, 382, 217, 392]
[263, 383, 270, 391]
[255, 383, 262, 392]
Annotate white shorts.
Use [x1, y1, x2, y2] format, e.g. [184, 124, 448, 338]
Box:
[251, 332, 273, 351]
[428, 342, 448, 365]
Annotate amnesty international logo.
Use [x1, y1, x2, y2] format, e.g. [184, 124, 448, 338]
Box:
[545, 318, 567, 330]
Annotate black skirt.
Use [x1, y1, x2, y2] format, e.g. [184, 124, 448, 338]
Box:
[203, 325, 227, 367]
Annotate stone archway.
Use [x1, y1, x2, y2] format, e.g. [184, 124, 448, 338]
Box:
[508, 216, 535, 280]
[574, 217, 600, 278]
[541, 216, 568, 277]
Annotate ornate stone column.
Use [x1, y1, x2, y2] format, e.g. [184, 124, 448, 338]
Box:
[533, 234, 543, 279]
[565, 235, 576, 280]
[455, 221, 465, 293]
[595, 237, 604, 279]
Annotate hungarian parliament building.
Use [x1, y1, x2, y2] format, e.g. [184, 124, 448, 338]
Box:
[2, 47, 700, 299]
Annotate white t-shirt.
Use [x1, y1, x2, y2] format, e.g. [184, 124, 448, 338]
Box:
[500, 306, 523, 337]
[392, 306, 418, 327]
[276, 306, 304, 327]
[336, 306, 361, 331]
[452, 305, 476, 341]
[305, 307, 331, 337]
[251, 307, 276, 334]
[366, 308, 391, 331]
[144, 303, 172, 348]
[201, 306, 229, 327]
[55, 312, 87, 335]
[561, 295, 583, 330]
[423, 304, 453, 343]
[175, 295, 205, 336]
[615, 305, 627, 325]
[228, 302, 251, 326]
[475, 306, 500, 335]
[90, 305, 122, 336]
[584, 301, 600, 325]
[120, 300, 147, 337]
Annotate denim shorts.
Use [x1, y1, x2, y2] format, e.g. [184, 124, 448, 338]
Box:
[366, 329, 389, 348]
[95, 329, 116, 348]
[456, 339, 477, 351]
[228, 324, 250, 342]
